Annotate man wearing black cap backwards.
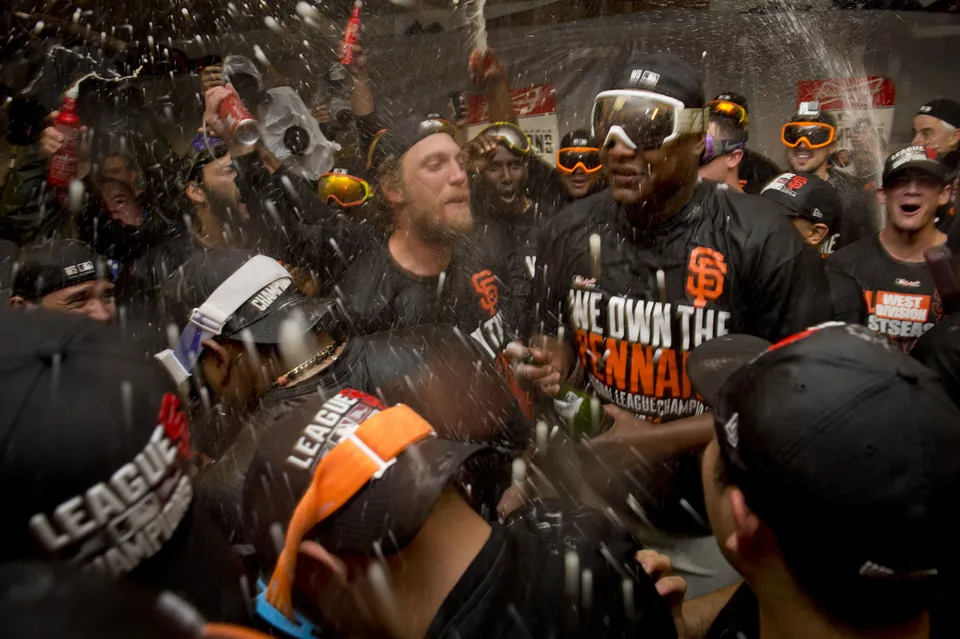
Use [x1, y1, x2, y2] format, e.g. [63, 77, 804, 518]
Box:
[828, 146, 952, 353]
[241, 390, 678, 639]
[686, 322, 960, 639]
[912, 98, 960, 234]
[9, 238, 116, 322]
[514, 53, 830, 535]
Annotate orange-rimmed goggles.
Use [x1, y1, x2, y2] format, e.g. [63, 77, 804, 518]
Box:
[707, 100, 749, 126]
[263, 405, 436, 624]
[781, 122, 836, 149]
[557, 147, 602, 174]
[317, 170, 372, 208]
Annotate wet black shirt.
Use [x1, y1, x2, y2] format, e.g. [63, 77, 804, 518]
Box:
[425, 500, 677, 639]
[823, 169, 880, 256]
[196, 324, 530, 542]
[827, 234, 944, 353]
[739, 148, 782, 195]
[533, 182, 832, 424]
[334, 238, 516, 360]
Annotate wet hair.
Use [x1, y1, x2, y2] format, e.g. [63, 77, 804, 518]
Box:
[710, 113, 746, 146]
[714, 452, 936, 629]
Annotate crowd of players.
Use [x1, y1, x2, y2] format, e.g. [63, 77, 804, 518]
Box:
[1, 36, 960, 639]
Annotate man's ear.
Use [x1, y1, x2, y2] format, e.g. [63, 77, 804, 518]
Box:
[810, 223, 830, 245]
[186, 182, 206, 205]
[381, 172, 406, 208]
[939, 184, 952, 207]
[727, 149, 745, 169]
[724, 488, 762, 558]
[8, 295, 26, 309]
[299, 541, 349, 587]
[200, 338, 233, 387]
[877, 187, 887, 207]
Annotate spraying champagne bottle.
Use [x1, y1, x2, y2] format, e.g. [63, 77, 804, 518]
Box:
[553, 382, 612, 441]
[47, 85, 83, 188]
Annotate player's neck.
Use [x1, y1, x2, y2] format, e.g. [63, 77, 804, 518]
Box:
[755, 576, 929, 639]
[626, 177, 699, 226]
[725, 171, 744, 193]
[389, 227, 454, 277]
[378, 489, 492, 639]
[815, 164, 830, 181]
[879, 223, 945, 263]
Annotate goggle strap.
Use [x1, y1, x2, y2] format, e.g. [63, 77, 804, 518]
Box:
[265, 405, 437, 619]
[153, 256, 292, 383]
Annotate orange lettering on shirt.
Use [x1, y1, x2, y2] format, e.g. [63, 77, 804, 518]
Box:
[605, 338, 628, 391]
[630, 344, 655, 396]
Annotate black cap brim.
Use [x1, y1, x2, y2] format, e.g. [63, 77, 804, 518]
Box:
[311, 437, 490, 556]
[687, 334, 771, 408]
[223, 293, 336, 344]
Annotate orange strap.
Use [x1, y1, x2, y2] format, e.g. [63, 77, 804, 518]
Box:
[266, 405, 436, 618]
[203, 623, 274, 639]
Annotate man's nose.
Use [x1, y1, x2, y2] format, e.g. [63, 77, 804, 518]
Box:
[606, 138, 636, 160]
[84, 299, 114, 322]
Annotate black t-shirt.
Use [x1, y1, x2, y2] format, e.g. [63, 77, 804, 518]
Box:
[823, 169, 880, 256]
[827, 235, 944, 353]
[334, 238, 516, 360]
[828, 268, 868, 324]
[706, 581, 950, 639]
[936, 201, 956, 235]
[739, 147, 782, 195]
[196, 324, 530, 542]
[533, 183, 832, 424]
[425, 500, 678, 639]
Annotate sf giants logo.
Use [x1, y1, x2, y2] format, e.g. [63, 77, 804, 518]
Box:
[472, 270, 499, 317]
[686, 247, 727, 308]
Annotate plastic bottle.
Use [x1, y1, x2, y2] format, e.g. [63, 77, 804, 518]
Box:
[47, 85, 82, 188]
[340, 1, 363, 65]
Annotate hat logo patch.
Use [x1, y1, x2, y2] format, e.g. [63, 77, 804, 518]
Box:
[811, 208, 823, 219]
[723, 413, 739, 448]
[798, 101, 821, 116]
[249, 279, 292, 312]
[629, 69, 660, 90]
[920, 105, 932, 114]
[63, 260, 95, 279]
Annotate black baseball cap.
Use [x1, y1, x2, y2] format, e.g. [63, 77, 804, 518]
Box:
[560, 128, 596, 149]
[0, 310, 247, 620]
[882, 145, 949, 187]
[788, 101, 838, 128]
[687, 333, 771, 408]
[713, 91, 749, 112]
[911, 312, 960, 407]
[11, 239, 113, 300]
[613, 52, 705, 108]
[917, 98, 960, 129]
[182, 133, 228, 185]
[761, 172, 842, 232]
[367, 112, 458, 176]
[244, 390, 493, 562]
[160, 249, 336, 346]
[710, 322, 960, 581]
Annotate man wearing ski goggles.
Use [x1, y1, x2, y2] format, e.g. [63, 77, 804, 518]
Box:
[698, 110, 747, 192]
[590, 76, 707, 208]
[781, 102, 838, 180]
[555, 129, 604, 200]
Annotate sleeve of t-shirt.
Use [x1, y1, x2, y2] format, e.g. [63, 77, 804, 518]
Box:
[827, 270, 867, 324]
[743, 235, 834, 342]
[528, 216, 572, 339]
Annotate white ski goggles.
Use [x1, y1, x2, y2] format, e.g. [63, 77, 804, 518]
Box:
[592, 90, 708, 151]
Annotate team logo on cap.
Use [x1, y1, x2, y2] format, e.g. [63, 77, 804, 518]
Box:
[920, 105, 932, 114]
[629, 69, 660, 90]
[798, 101, 821, 116]
[286, 389, 384, 471]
